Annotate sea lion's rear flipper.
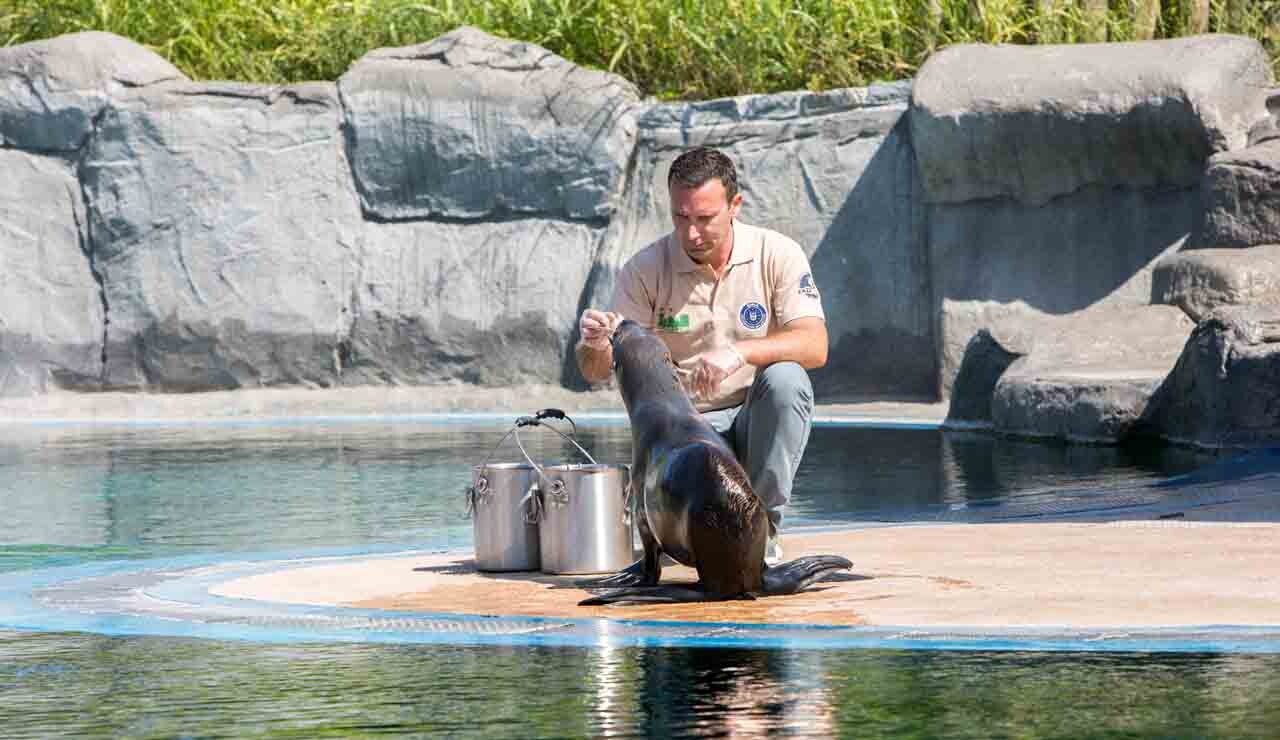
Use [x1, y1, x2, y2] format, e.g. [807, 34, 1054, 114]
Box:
[760, 555, 853, 596]
[579, 586, 755, 606]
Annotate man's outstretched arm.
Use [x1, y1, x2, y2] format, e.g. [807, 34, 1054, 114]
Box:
[575, 309, 621, 384]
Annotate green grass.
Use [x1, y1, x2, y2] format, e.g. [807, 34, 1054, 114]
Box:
[2, 0, 1278, 99]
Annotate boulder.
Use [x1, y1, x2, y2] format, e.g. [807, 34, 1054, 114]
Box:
[947, 305, 1194, 441]
[337, 26, 639, 222]
[80, 82, 360, 391]
[911, 34, 1272, 206]
[590, 82, 935, 398]
[944, 329, 1026, 424]
[932, 189, 1197, 393]
[1199, 141, 1280, 248]
[1143, 306, 1280, 447]
[0, 150, 102, 395]
[993, 375, 1168, 443]
[0, 31, 184, 152]
[1244, 90, 1280, 147]
[344, 218, 601, 386]
[1153, 244, 1280, 321]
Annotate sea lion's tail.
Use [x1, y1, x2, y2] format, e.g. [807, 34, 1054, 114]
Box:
[760, 555, 853, 596]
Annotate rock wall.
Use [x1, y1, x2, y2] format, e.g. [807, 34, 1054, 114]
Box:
[82, 81, 359, 391]
[912, 35, 1271, 397]
[3, 28, 1280, 447]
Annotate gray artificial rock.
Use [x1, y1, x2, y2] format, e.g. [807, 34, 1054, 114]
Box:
[1143, 306, 1280, 447]
[589, 82, 935, 398]
[1244, 90, 1280, 146]
[1199, 141, 1280, 248]
[0, 150, 102, 395]
[344, 218, 601, 386]
[912, 35, 1272, 206]
[944, 329, 1026, 424]
[1153, 244, 1280, 321]
[0, 31, 184, 152]
[338, 26, 639, 222]
[80, 82, 360, 391]
[932, 188, 1197, 393]
[993, 375, 1167, 443]
[951, 305, 1193, 441]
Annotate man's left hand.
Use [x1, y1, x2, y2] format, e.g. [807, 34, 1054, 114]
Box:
[690, 345, 745, 400]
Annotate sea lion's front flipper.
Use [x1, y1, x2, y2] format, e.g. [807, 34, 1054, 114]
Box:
[575, 515, 664, 587]
[760, 555, 853, 596]
[574, 559, 648, 588]
[579, 585, 753, 606]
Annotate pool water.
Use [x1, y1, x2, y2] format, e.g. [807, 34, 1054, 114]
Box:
[2, 420, 1278, 738]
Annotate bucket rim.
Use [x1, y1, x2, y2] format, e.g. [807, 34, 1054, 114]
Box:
[543, 462, 629, 473]
[472, 462, 537, 472]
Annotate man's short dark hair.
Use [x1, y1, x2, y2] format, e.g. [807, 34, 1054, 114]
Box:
[668, 147, 739, 201]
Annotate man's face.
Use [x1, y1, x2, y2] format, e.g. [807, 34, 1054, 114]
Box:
[669, 178, 742, 265]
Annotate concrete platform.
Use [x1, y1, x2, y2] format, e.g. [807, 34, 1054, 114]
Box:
[213, 522, 1280, 630]
[0, 385, 948, 427]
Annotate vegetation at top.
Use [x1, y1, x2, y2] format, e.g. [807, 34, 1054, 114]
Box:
[2, 0, 1278, 100]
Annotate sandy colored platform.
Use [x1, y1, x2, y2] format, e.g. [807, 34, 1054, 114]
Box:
[213, 522, 1280, 629]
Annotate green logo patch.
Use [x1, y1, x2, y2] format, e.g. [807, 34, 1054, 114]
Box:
[657, 309, 690, 332]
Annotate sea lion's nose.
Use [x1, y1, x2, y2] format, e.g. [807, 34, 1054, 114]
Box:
[611, 319, 636, 344]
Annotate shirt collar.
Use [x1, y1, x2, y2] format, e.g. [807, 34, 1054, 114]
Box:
[670, 220, 757, 274]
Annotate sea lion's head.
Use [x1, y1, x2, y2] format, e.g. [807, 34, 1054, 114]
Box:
[611, 319, 685, 408]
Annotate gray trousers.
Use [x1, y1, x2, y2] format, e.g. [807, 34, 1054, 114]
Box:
[701, 362, 815, 533]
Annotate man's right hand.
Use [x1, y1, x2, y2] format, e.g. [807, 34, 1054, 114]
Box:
[578, 309, 621, 350]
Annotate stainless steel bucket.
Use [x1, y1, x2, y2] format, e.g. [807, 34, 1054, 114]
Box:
[468, 463, 541, 572]
[536, 463, 634, 575]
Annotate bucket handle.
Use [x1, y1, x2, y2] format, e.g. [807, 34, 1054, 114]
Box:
[517, 408, 578, 437]
[465, 410, 597, 521]
[513, 419, 597, 513]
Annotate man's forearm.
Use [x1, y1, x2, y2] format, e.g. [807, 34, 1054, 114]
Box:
[735, 319, 828, 370]
[575, 341, 615, 384]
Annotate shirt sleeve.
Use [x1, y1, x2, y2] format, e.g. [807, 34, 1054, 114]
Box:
[771, 238, 826, 325]
[607, 258, 656, 328]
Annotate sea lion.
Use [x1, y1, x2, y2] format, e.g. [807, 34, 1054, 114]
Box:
[578, 319, 852, 605]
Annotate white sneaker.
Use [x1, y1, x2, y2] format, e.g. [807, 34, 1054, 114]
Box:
[765, 538, 783, 566]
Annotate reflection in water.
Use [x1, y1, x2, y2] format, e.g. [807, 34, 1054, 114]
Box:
[2, 631, 1279, 739]
[793, 427, 1215, 522]
[632, 648, 836, 737]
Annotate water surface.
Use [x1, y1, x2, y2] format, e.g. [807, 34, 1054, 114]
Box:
[2, 420, 1274, 738]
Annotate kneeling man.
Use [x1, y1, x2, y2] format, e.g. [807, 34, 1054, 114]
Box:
[576, 146, 827, 560]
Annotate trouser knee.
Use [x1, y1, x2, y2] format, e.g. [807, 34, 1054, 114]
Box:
[751, 362, 813, 412]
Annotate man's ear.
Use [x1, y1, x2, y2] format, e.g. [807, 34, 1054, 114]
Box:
[728, 192, 744, 219]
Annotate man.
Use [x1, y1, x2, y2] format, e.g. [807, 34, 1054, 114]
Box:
[576, 147, 827, 560]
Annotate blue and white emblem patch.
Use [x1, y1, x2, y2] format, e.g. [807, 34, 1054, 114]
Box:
[739, 302, 767, 330]
[798, 272, 820, 299]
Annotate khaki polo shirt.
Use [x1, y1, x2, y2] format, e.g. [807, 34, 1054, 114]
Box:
[609, 220, 825, 411]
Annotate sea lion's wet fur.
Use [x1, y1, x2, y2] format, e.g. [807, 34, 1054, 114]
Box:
[578, 320, 851, 606]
